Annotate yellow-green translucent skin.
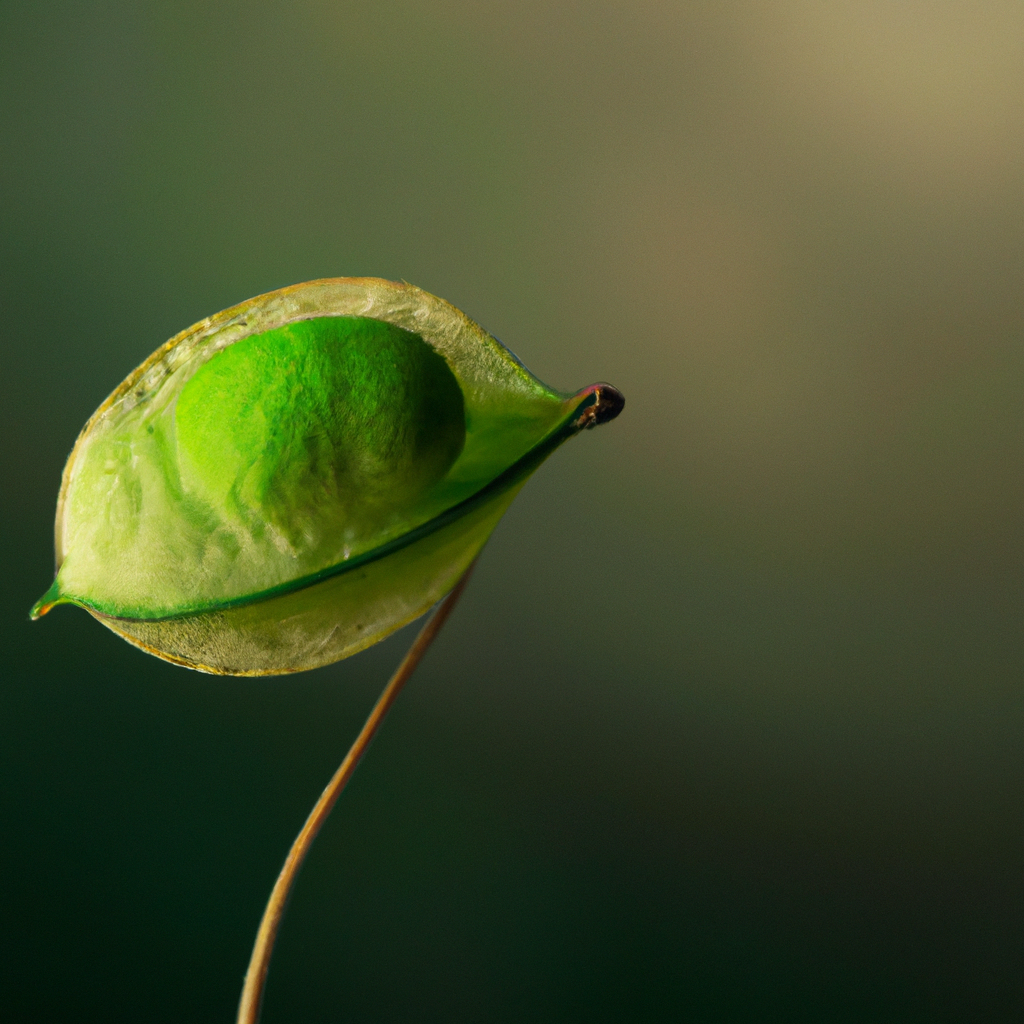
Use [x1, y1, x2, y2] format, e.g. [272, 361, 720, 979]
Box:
[31, 278, 619, 675]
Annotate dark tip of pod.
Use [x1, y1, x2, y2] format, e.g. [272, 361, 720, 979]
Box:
[592, 383, 625, 425]
[572, 383, 625, 430]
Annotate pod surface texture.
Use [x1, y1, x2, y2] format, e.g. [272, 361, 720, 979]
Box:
[32, 278, 622, 674]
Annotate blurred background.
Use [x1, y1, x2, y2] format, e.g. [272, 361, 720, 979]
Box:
[3, 2, 1024, 1020]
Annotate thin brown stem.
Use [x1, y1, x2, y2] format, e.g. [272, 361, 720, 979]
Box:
[236, 563, 476, 1024]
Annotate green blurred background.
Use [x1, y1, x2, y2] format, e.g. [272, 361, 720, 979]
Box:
[3, 2, 1024, 1020]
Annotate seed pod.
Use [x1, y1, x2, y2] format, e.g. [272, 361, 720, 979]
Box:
[31, 278, 623, 674]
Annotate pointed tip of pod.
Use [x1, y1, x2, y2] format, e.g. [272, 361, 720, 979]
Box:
[29, 580, 63, 620]
[572, 383, 625, 430]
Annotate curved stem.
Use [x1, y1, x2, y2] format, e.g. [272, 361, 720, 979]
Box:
[236, 563, 477, 1024]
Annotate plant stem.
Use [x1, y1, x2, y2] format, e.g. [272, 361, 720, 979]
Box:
[236, 563, 476, 1024]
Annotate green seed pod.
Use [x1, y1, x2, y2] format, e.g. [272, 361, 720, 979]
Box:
[31, 278, 623, 675]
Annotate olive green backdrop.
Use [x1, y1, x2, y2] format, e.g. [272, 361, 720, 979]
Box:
[3, 2, 1023, 1021]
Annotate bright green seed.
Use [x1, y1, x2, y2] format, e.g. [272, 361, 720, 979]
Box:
[176, 316, 465, 555]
